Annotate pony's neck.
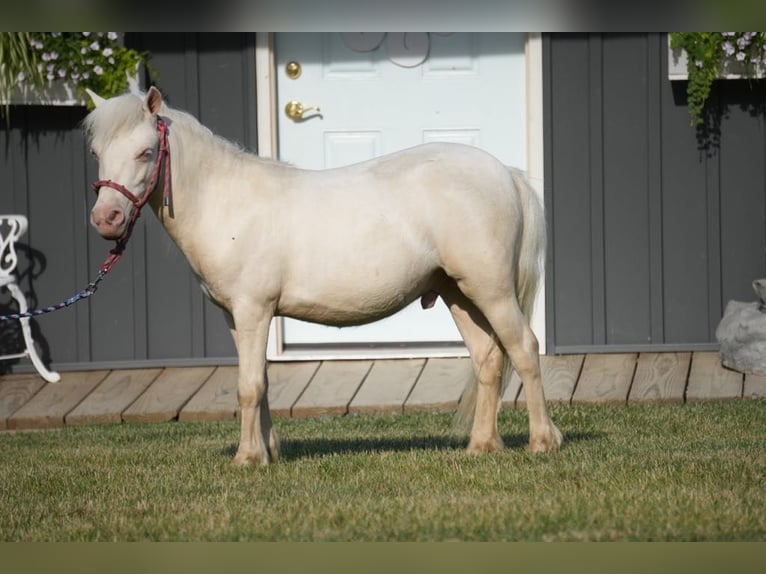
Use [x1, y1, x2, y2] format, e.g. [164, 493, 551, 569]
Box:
[145, 106, 257, 264]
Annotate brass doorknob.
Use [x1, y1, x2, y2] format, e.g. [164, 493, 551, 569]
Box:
[284, 100, 320, 121]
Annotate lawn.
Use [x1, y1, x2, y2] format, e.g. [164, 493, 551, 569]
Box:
[0, 401, 764, 541]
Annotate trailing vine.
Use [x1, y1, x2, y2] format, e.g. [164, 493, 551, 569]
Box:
[670, 32, 766, 125]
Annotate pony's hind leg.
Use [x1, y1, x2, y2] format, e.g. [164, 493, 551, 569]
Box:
[228, 307, 278, 466]
[476, 295, 562, 453]
[442, 284, 505, 454]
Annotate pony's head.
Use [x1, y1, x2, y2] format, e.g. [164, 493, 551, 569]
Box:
[84, 86, 166, 240]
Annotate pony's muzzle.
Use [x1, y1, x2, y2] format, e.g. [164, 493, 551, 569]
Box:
[90, 204, 126, 240]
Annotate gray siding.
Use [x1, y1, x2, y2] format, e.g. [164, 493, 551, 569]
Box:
[545, 33, 766, 353]
[1, 33, 255, 372]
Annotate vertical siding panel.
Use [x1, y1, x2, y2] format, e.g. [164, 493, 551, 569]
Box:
[660, 46, 711, 344]
[718, 80, 766, 306]
[647, 33, 665, 344]
[602, 34, 651, 345]
[68, 115, 94, 364]
[705, 86, 723, 339]
[548, 34, 594, 348]
[588, 34, 606, 346]
[26, 108, 88, 364]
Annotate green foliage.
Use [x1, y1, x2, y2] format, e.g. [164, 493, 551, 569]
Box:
[670, 32, 766, 125]
[0, 32, 43, 120]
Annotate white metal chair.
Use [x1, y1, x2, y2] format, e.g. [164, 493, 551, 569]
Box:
[0, 215, 60, 383]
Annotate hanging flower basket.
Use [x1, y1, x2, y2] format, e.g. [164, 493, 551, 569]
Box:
[668, 32, 766, 125]
[1, 32, 147, 109]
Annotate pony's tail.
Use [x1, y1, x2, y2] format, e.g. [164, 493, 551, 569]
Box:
[509, 167, 546, 322]
[453, 168, 545, 435]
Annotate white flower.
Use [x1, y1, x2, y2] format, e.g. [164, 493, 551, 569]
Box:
[17, 71, 26, 83]
[108, 57, 115, 65]
[103, 47, 113, 57]
[82, 32, 91, 37]
[58, 68, 67, 78]
[90, 41, 100, 51]
[93, 65, 104, 75]
[107, 32, 119, 40]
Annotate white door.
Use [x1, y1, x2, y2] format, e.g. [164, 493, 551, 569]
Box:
[275, 32, 527, 350]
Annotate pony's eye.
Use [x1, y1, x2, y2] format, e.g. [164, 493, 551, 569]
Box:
[137, 149, 154, 162]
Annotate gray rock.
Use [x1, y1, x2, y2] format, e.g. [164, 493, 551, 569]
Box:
[716, 279, 766, 375]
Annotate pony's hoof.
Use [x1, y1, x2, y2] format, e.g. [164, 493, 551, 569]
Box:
[528, 423, 563, 453]
[231, 450, 271, 467]
[466, 436, 504, 455]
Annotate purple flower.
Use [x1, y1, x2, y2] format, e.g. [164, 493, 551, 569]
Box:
[82, 72, 90, 80]
[737, 36, 750, 49]
[58, 68, 67, 78]
[93, 65, 104, 75]
[736, 51, 747, 61]
[723, 41, 736, 56]
[46, 73, 55, 81]
[90, 41, 100, 51]
[103, 47, 113, 57]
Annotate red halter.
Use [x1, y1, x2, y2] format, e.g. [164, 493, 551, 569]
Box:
[91, 116, 172, 274]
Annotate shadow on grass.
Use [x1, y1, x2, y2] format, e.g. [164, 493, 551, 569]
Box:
[220, 431, 602, 462]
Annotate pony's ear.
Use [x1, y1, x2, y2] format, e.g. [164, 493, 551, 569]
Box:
[85, 88, 106, 108]
[143, 86, 163, 117]
[126, 70, 141, 96]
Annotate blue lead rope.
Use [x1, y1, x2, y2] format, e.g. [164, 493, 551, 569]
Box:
[0, 270, 108, 322]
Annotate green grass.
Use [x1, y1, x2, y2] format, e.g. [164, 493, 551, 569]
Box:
[0, 401, 764, 541]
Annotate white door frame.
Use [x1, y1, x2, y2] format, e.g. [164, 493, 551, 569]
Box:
[255, 32, 547, 360]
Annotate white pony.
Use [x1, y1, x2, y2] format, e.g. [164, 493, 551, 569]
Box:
[84, 86, 562, 466]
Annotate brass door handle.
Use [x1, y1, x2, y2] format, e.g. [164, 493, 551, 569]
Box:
[284, 100, 320, 121]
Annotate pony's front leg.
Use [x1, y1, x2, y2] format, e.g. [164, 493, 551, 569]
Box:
[231, 308, 277, 467]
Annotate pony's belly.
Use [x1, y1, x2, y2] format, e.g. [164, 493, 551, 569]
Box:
[278, 285, 426, 327]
